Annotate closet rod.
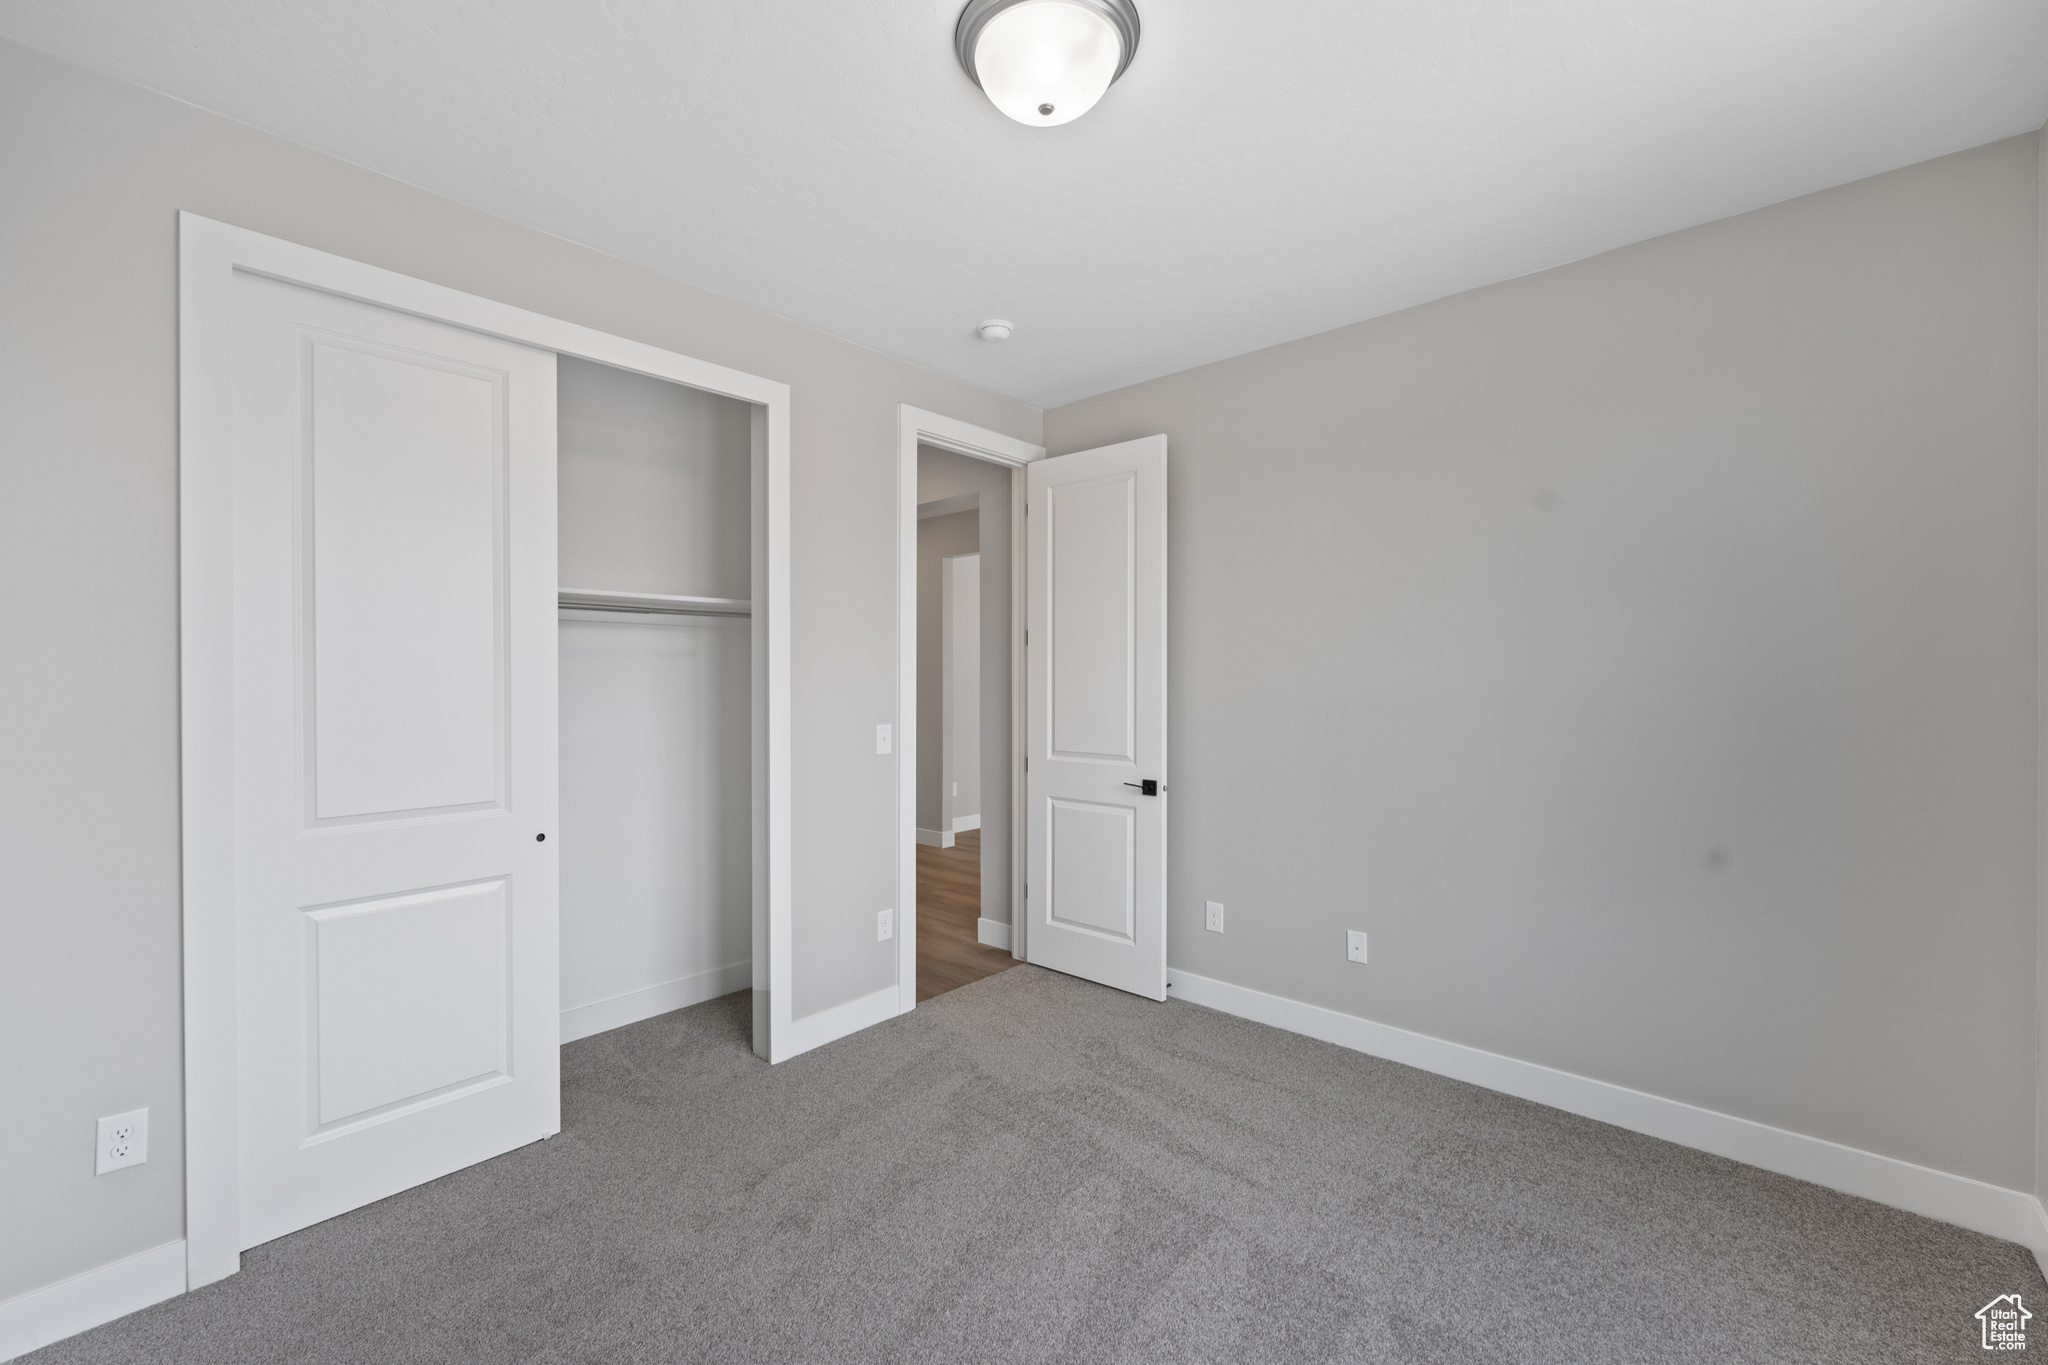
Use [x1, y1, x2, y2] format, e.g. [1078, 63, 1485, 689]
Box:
[558, 588, 752, 617]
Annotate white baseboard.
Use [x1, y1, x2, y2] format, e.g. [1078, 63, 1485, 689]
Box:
[915, 827, 954, 849]
[977, 917, 1012, 951]
[0, 1240, 185, 1362]
[1165, 969, 2048, 1253]
[951, 814, 981, 832]
[561, 961, 751, 1044]
[2029, 1195, 2048, 1283]
[781, 984, 903, 1062]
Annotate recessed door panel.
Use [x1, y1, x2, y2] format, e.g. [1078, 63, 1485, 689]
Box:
[308, 881, 509, 1129]
[1046, 798, 1135, 940]
[309, 341, 504, 821]
[1047, 474, 1135, 762]
[1025, 436, 1167, 999]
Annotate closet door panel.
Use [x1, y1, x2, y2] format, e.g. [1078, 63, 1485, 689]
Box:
[232, 272, 558, 1252]
[308, 340, 504, 820]
[306, 879, 511, 1127]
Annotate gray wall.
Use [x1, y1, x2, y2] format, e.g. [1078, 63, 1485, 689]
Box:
[917, 510, 979, 831]
[1046, 134, 2042, 1191]
[0, 38, 1036, 1303]
[945, 555, 982, 828]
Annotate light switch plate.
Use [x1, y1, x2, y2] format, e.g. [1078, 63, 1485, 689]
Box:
[876, 724, 893, 755]
[1346, 930, 1368, 964]
[96, 1108, 148, 1175]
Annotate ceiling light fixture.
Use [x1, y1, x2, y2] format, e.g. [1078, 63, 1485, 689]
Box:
[956, 0, 1140, 128]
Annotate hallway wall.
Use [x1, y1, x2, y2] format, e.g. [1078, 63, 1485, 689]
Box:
[916, 510, 978, 835]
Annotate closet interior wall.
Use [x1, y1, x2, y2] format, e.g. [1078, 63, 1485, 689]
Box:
[557, 356, 754, 1041]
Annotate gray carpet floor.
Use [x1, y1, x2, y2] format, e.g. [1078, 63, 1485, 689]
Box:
[30, 966, 2043, 1364]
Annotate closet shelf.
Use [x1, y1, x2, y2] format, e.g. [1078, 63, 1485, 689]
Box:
[559, 588, 752, 617]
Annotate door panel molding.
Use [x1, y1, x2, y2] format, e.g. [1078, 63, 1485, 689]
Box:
[300, 334, 509, 823]
[1044, 470, 1139, 763]
[179, 214, 791, 1289]
[1044, 796, 1137, 941]
[301, 878, 512, 1132]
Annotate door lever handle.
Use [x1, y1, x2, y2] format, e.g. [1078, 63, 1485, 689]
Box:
[1124, 779, 1159, 796]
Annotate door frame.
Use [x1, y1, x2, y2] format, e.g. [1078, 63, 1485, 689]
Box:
[895, 408, 1045, 1009]
[178, 214, 792, 1290]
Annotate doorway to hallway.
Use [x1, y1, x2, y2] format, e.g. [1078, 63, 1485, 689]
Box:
[911, 440, 1021, 1001]
[893, 409, 1170, 1008]
[915, 830, 1016, 1001]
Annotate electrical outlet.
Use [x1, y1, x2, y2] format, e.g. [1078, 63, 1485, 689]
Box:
[1346, 930, 1368, 964]
[878, 907, 894, 942]
[96, 1108, 148, 1175]
[951, 782, 958, 797]
[875, 724, 893, 755]
[1205, 900, 1225, 933]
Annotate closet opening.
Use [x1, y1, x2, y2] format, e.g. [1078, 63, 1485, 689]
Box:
[557, 356, 756, 1043]
[913, 443, 1022, 1001]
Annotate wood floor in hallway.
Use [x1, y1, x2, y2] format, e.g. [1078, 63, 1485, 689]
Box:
[915, 829, 1019, 1002]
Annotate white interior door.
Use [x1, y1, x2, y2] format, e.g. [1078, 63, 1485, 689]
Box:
[231, 272, 559, 1250]
[1024, 436, 1167, 999]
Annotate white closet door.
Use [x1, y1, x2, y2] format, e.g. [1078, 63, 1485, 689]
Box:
[1024, 435, 1168, 999]
[231, 272, 559, 1250]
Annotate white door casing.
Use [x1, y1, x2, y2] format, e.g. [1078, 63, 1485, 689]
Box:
[231, 273, 560, 1249]
[1024, 436, 1168, 999]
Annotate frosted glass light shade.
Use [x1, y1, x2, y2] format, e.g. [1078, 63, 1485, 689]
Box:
[973, 0, 1125, 127]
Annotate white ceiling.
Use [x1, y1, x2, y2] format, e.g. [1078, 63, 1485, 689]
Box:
[5, 0, 2045, 406]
